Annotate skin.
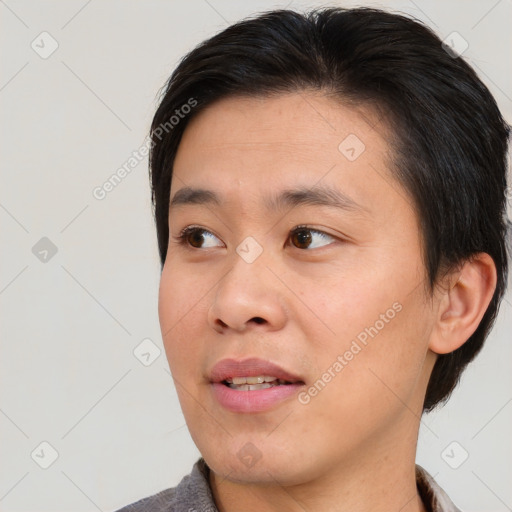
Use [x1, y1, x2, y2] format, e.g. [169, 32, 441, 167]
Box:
[158, 92, 496, 511]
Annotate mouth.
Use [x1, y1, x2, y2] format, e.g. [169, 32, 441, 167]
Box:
[222, 375, 299, 391]
[209, 357, 305, 386]
[209, 358, 305, 413]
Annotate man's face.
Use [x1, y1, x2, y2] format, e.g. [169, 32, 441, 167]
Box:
[158, 92, 437, 484]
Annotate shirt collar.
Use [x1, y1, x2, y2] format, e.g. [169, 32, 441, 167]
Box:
[416, 465, 462, 512]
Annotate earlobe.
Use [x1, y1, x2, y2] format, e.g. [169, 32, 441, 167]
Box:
[429, 253, 497, 355]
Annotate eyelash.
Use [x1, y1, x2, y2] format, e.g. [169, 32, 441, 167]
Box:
[174, 224, 337, 250]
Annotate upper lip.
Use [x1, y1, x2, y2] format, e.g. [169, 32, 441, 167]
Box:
[209, 357, 304, 384]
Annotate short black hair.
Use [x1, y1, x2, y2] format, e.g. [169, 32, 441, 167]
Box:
[148, 7, 510, 411]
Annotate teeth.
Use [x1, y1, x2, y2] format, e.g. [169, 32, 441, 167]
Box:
[230, 375, 278, 385]
[228, 383, 275, 391]
[225, 376, 292, 390]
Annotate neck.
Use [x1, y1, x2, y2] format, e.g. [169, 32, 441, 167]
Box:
[209, 421, 427, 512]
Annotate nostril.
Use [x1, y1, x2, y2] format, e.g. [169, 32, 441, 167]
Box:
[213, 316, 266, 330]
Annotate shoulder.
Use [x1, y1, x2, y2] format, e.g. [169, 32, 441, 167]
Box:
[114, 487, 177, 512]
[113, 458, 217, 512]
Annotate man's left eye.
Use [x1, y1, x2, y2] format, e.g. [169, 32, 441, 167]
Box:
[289, 227, 336, 249]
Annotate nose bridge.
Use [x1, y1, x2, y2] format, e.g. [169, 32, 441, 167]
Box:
[208, 241, 287, 331]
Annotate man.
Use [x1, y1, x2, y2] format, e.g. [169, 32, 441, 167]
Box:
[116, 7, 509, 511]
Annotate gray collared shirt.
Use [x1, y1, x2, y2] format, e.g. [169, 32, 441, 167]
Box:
[115, 458, 461, 512]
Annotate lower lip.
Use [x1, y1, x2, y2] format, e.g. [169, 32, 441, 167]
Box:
[211, 382, 304, 413]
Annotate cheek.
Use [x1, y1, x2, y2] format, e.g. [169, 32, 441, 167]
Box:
[305, 271, 403, 353]
[306, 259, 432, 411]
[158, 256, 211, 327]
[158, 263, 208, 375]
[318, 288, 432, 419]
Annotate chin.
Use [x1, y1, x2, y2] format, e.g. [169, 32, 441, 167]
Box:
[200, 438, 318, 487]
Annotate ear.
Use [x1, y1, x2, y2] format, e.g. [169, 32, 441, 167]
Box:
[429, 253, 497, 355]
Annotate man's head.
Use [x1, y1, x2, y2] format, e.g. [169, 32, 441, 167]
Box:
[151, 6, 509, 483]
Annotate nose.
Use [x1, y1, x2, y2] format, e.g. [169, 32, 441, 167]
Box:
[207, 251, 288, 333]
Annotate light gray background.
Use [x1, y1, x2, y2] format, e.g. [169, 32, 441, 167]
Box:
[1, 1, 511, 511]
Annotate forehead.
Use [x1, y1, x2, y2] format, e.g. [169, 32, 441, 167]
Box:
[175, 92, 388, 163]
[171, 92, 404, 216]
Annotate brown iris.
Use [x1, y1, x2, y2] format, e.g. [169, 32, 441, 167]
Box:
[188, 229, 207, 248]
[291, 228, 312, 249]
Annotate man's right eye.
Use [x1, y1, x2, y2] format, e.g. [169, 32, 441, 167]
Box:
[176, 226, 224, 249]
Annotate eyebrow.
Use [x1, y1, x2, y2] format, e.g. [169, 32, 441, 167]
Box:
[169, 185, 368, 214]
